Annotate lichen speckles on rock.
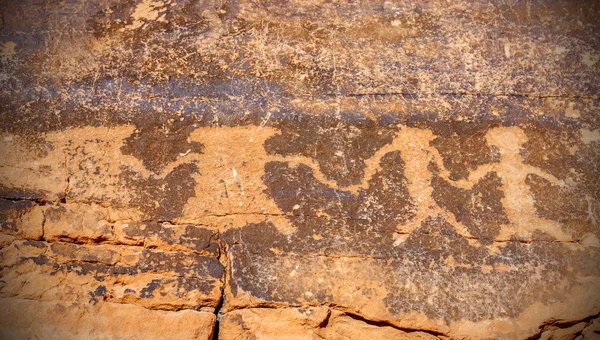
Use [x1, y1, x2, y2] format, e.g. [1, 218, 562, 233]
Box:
[1, 0, 600, 339]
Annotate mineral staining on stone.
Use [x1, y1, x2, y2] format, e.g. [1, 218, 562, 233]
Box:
[1, 0, 600, 339]
[2, 122, 598, 339]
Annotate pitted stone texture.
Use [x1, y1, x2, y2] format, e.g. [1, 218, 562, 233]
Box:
[1, 0, 600, 132]
[221, 121, 600, 339]
[1, 0, 600, 338]
[0, 240, 223, 310]
[2, 1, 600, 134]
[223, 218, 600, 339]
[0, 199, 44, 240]
[43, 202, 220, 255]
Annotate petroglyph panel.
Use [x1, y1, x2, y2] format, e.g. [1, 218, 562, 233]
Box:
[1, 0, 600, 338]
[2, 120, 599, 339]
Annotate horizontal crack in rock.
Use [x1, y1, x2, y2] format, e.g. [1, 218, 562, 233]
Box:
[221, 304, 449, 338]
[326, 91, 598, 100]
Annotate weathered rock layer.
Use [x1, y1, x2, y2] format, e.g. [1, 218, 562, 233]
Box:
[1, 0, 599, 339]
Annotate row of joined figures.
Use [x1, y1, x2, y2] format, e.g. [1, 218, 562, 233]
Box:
[273, 126, 570, 243]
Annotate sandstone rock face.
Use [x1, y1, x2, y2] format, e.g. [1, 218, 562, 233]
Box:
[0, 298, 216, 339]
[1, 0, 599, 339]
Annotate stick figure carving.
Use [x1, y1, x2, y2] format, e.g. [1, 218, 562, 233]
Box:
[447, 126, 570, 241]
[362, 127, 477, 244]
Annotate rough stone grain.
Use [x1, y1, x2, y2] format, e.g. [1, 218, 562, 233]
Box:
[1, 0, 599, 339]
[0, 298, 216, 339]
[220, 307, 445, 340]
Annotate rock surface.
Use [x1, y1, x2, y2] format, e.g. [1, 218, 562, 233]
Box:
[1, 0, 599, 339]
[0, 298, 216, 339]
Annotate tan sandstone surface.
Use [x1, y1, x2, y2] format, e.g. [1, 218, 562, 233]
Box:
[1, 0, 600, 339]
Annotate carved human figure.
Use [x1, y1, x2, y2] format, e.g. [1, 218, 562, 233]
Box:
[343, 127, 476, 244]
[447, 126, 570, 241]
